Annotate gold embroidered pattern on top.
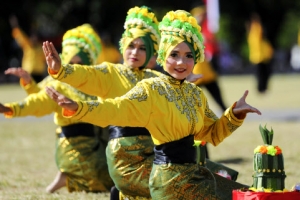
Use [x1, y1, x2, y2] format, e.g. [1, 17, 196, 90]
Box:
[119, 67, 139, 84]
[62, 64, 75, 78]
[95, 63, 109, 74]
[157, 80, 200, 123]
[127, 76, 204, 123]
[87, 101, 99, 112]
[204, 100, 218, 121]
[126, 85, 148, 102]
[204, 99, 239, 132]
[227, 121, 239, 133]
[143, 69, 160, 79]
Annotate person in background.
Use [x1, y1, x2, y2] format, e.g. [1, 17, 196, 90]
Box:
[290, 26, 300, 70]
[44, 10, 262, 199]
[246, 12, 274, 94]
[9, 14, 46, 83]
[190, 3, 227, 113]
[0, 24, 113, 194]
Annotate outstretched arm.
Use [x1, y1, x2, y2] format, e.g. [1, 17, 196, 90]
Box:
[232, 90, 261, 119]
[42, 41, 62, 73]
[0, 103, 11, 113]
[45, 86, 78, 111]
[5, 67, 32, 85]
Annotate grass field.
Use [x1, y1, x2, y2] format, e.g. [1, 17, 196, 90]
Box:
[0, 73, 299, 199]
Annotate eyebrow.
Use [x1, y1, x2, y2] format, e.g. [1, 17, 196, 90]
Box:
[130, 42, 145, 46]
[171, 50, 192, 54]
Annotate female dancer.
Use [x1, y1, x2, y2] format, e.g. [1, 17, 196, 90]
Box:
[0, 24, 113, 193]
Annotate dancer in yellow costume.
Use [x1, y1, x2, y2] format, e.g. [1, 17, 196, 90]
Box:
[247, 13, 274, 93]
[9, 14, 46, 82]
[44, 10, 262, 199]
[0, 24, 113, 193]
[44, 6, 161, 200]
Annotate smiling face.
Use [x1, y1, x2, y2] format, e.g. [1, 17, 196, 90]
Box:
[123, 38, 147, 68]
[165, 42, 195, 80]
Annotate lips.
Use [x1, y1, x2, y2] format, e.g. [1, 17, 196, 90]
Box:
[129, 58, 138, 62]
[175, 68, 186, 73]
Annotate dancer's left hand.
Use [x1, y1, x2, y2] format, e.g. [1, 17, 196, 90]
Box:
[45, 86, 79, 111]
[232, 90, 261, 119]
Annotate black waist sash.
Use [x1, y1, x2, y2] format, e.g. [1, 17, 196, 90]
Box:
[108, 126, 150, 140]
[59, 123, 95, 138]
[154, 135, 196, 164]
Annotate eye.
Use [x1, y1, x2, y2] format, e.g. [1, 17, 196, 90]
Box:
[170, 52, 178, 57]
[186, 53, 194, 59]
[140, 46, 146, 51]
[128, 43, 135, 48]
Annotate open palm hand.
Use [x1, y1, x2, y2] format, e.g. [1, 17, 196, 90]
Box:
[232, 90, 262, 119]
[42, 41, 62, 73]
[45, 86, 78, 111]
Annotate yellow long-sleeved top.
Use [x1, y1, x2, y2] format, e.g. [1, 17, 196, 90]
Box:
[49, 62, 162, 99]
[20, 76, 54, 95]
[12, 28, 45, 74]
[4, 80, 97, 127]
[64, 74, 244, 145]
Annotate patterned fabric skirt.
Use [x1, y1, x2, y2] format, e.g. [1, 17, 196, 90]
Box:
[55, 136, 114, 192]
[150, 163, 248, 200]
[106, 135, 154, 199]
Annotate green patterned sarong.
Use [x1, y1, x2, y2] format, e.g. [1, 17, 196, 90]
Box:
[106, 135, 154, 198]
[150, 163, 248, 200]
[56, 135, 114, 192]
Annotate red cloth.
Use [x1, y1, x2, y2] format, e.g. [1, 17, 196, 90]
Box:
[201, 19, 219, 58]
[232, 190, 300, 200]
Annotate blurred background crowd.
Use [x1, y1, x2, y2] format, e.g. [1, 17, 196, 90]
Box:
[0, 0, 300, 83]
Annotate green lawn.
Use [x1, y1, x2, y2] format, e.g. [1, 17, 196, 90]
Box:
[0, 73, 299, 199]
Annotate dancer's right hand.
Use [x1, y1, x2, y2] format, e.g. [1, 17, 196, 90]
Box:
[5, 67, 31, 85]
[42, 41, 61, 73]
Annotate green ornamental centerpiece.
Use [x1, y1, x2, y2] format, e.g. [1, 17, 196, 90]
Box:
[252, 124, 286, 191]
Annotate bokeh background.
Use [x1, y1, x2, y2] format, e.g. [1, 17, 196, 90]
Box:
[0, 0, 300, 83]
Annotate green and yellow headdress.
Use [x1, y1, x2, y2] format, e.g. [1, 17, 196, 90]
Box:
[61, 24, 102, 65]
[157, 10, 205, 67]
[119, 6, 160, 67]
